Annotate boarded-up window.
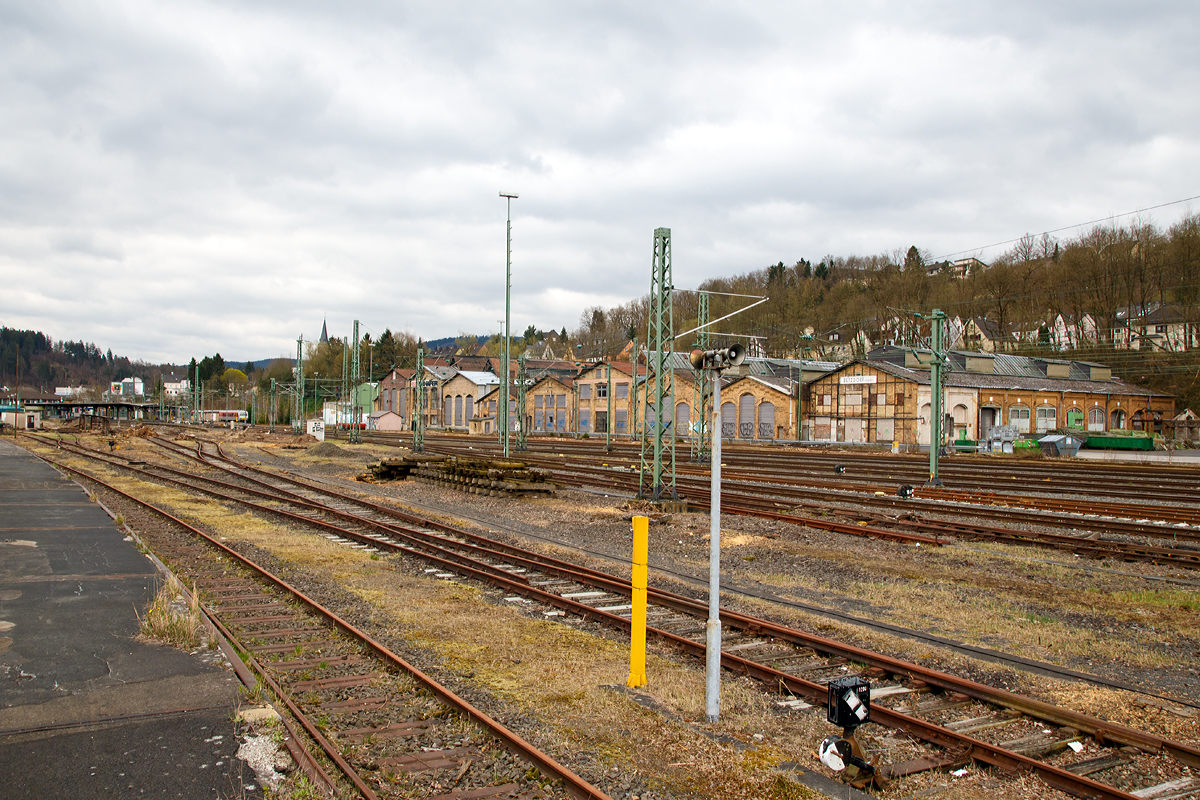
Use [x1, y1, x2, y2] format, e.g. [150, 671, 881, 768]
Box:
[845, 393, 862, 406]
[464, 396, 473, 421]
[556, 394, 567, 408]
[822, 394, 832, 407]
[615, 410, 627, 433]
[454, 396, 463, 426]
[443, 396, 453, 424]
[615, 383, 628, 399]
[676, 402, 690, 434]
[579, 409, 590, 431]
[580, 384, 591, 399]
[758, 402, 775, 439]
[721, 402, 735, 438]
[738, 394, 754, 438]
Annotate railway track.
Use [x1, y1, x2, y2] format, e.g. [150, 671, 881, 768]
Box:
[36, 449, 611, 800]
[332, 431, 1200, 571]
[25, 433, 1200, 800]
[400, 432, 1200, 525]
[384, 431, 1200, 504]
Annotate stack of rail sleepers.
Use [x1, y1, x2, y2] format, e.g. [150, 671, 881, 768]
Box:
[358, 453, 429, 481]
[410, 455, 554, 497]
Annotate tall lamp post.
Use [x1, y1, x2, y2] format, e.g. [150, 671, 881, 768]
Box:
[500, 191, 518, 458]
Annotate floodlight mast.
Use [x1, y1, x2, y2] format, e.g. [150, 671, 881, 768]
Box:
[500, 192, 518, 458]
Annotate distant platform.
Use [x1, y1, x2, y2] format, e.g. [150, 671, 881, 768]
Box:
[1074, 448, 1200, 465]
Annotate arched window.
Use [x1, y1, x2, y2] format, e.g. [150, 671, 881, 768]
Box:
[758, 402, 775, 439]
[1110, 408, 1126, 429]
[738, 394, 755, 438]
[1035, 405, 1056, 433]
[676, 402, 690, 435]
[454, 396, 463, 426]
[443, 395, 453, 426]
[464, 396, 474, 422]
[1132, 410, 1145, 432]
[1066, 408, 1084, 428]
[1009, 405, 1030, 433]
[1087, 407, 1105, 431]
[721, 402, 735, 438]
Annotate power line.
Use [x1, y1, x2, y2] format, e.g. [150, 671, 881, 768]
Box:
[934, 193, 1200, 262]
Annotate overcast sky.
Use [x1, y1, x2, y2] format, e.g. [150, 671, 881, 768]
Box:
[1, 2, 1197, 364]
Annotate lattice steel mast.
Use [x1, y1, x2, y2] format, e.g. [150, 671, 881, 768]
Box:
[514, 353, 528, 452]
[690, 291, 711, 463]
[350, 319, 363, 443]
[295, 336, 304, 429]
[413, 347, 425, 453]
[638, 227, 678, 500]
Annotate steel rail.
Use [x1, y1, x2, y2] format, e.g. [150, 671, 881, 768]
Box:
[44, 436, 1200, 798]
[141, 464, 1160, 800]
[541, 459, 1200, 569]
[145, 443, 1200, 774]
[332, 430, 1200, 546]
[392, 430, 1200, 502]
[41, 453, 613, 800]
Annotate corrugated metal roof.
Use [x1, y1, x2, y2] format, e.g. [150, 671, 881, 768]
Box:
[645, 351, 839, 376]
[456, 370, 500, 385]
[826, 359, 1167, 397]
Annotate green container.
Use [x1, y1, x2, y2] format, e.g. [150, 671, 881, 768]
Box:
[1083, 436, 1155, 451]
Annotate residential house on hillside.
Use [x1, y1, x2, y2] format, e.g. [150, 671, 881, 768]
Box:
[1129, 305, 1199, 351]
[957, 317, 1006, 352]
[927, 257, 987, 279]
[1047, 314, 1098, 350]
[812, 327, 875, 362]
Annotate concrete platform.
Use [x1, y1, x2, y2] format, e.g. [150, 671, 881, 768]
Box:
[0, 439, 261, 797]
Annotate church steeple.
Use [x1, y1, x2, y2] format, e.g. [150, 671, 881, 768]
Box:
[320, 318, 329, 344]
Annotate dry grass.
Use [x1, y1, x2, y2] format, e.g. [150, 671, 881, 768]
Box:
[17, 435, 1195, 798]
[160, 494, 827, 799]
[1110, 587, 1200, 612]
[137, 574, 211, 650]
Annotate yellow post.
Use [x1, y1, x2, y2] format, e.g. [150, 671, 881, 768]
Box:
[627, 515, 649, 687]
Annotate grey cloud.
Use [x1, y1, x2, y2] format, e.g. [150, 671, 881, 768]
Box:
[0, 2, 1197, 360]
